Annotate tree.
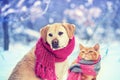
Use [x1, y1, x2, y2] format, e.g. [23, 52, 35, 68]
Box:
[2, 0, 9, 50]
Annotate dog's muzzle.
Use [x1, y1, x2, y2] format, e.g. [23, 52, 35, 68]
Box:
[52, 39, 59, 49]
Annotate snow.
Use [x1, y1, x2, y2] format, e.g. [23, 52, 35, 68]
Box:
[0, 39, 120, 80]
[0, 43, 34, 80]
[16, 0, 25, 8]
[0, 0, 120, 80]
[97, 43, 120, 80]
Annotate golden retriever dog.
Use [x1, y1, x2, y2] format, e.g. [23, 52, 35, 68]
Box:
[8, 23, 75, 80]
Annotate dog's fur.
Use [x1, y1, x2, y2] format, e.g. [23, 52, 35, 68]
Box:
[8, 23, 75, 80]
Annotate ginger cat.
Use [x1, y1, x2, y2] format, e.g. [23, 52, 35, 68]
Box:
[67, 44, 101, 80]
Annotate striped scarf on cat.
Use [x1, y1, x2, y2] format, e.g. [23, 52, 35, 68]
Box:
[69, 55, 101, 76]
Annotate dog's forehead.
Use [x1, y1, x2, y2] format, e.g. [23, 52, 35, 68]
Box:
[48, 24, 65, 31]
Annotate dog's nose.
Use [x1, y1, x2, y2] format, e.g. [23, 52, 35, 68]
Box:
[52, 39, 59, 49]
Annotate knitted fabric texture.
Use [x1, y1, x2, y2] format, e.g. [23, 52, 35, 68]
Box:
[69, 56, 101, 75]
[35, 37, 75, 80]
[67, 56, 101, 80]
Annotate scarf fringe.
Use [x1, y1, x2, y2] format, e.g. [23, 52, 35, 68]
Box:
[35, 63, 57, 80]
[35, 37, 75, 80]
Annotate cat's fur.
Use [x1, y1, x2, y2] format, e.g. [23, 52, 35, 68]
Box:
[67, 44, 101, 80]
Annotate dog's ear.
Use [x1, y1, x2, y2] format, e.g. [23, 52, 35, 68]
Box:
[62, 23, 75, 39]
[40, 25, 49, 42]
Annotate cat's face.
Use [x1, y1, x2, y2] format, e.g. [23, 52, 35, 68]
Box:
[79, 44, 100, 60]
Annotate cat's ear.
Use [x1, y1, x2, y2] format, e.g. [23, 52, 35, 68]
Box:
[80, 44, 84, 49]
[94, 43, 100, 51]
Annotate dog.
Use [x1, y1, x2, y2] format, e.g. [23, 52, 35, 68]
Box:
[8, 23, 75, 80]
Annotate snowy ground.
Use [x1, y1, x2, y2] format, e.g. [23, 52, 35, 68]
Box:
[97, 42, 120, 80]
[0, 43, 34, 80]
[0, 39, 120, 80]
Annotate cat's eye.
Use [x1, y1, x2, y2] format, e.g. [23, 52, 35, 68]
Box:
[48, 33, 53, 37]
[89, 51, 93, 53]
[81, 51, 85, 53]
[58, 32, 63, 36]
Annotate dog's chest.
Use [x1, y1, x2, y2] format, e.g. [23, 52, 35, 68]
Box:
[55, 59, 69, 80]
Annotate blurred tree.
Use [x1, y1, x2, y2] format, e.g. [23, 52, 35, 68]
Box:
[2, 0, 9, 50]
[3, 16, 9, 50]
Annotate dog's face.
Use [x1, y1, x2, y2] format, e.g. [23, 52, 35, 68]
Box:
[40, 23, 75, 50]
[47, 24, 69, 50]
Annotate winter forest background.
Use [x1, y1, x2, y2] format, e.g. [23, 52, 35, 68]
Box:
[0, 0, 120, 80]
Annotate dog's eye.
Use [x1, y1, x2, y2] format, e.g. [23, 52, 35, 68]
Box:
[58, 32, 63, 36]
[48, 33, 53, 37]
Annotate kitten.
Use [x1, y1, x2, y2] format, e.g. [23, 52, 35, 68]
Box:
[67, 44, 101, 80]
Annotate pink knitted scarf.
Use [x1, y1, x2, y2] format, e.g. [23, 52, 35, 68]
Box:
[67, 55, 101, 80]
[76, 56, 101, 76]
[35, 37, 75, 80]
